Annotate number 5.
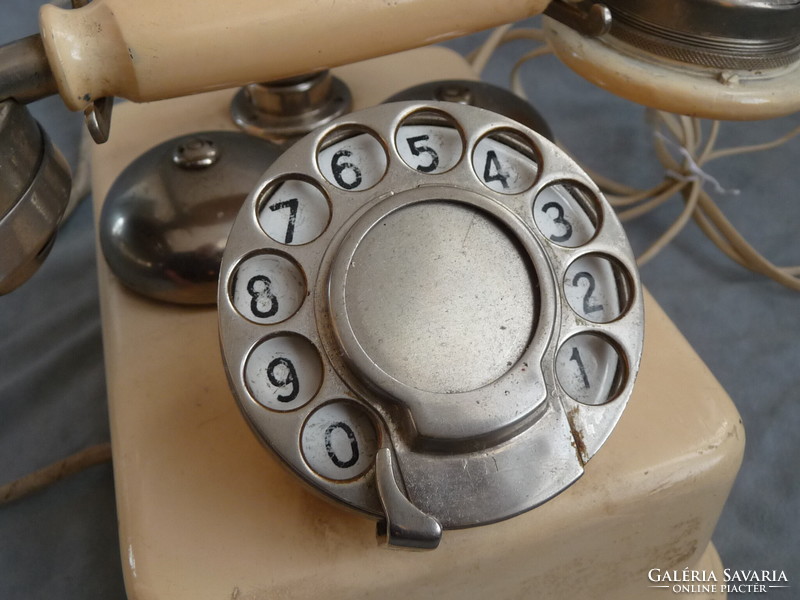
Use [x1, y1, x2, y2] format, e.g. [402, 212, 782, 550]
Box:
[406, 135, 439, 173]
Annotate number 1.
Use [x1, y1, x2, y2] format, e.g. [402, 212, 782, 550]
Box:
[569, 347, 591, 389]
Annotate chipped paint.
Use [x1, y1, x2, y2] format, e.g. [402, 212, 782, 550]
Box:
[567, 406, 588, 465]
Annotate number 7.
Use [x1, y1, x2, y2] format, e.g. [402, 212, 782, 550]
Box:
[269, 198, 299, 244]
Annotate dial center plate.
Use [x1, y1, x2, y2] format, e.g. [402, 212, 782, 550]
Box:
[343, 200, 537, 394]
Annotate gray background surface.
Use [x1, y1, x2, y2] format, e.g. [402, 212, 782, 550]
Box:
[1, 2, 798, 598]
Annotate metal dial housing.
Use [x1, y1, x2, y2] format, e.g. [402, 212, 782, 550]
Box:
[604, 0, 800, 70]
[218, 101, 644, 549]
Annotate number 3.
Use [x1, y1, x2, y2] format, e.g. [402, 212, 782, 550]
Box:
[541, 201, 573, 243]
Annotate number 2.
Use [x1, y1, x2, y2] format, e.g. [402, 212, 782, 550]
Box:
[572, 271, 603, 315]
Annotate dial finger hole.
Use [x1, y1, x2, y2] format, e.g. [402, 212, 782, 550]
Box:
[318, 128, 387, 191]
[258, 178, 331, 245]
[555, 333, 626, 406]
[245, 333, 323, 411]
[230, 252, 306, 324]
[301, 400, 380, 481]
[533, 181, 600, 248]
[472, 129, 540, 194]
[395, 109, 464, 174]
[564, 254, 633, 323]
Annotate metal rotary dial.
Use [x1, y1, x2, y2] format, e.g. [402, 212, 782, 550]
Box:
[218, 101, 644, 549]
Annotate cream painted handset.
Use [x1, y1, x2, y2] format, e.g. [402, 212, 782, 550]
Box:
[218, 101, 644, 549]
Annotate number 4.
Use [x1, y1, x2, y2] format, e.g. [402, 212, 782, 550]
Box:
[483, 150, 510, 189]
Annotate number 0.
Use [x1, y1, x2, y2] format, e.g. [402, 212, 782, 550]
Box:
[324, 422, 360, 469]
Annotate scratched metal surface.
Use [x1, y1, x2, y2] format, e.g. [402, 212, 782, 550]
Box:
[1, 3, 798, 598]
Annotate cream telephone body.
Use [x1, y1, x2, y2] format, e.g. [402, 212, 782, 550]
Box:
[3, 0, 796, 596]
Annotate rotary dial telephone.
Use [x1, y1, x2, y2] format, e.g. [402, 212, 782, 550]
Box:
[1, 0, 784, 594]
[218, 100, 643, 547]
